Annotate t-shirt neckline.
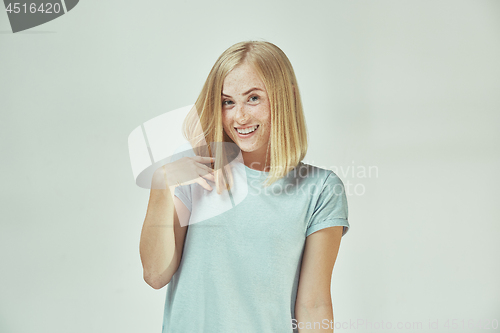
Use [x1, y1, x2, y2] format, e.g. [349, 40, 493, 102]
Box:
[243, 162, 304, 178]
[243, 164, 269, 178]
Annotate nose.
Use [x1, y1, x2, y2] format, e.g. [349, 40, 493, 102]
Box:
[234, 103, 249, 124]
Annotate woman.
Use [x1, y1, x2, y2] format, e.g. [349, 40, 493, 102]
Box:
[140, 40, 350, 333]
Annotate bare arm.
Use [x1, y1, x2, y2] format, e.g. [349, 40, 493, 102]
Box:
[139, 168, 190, 290]
[139, 156, 214, 289]
[295, 226, 343, 332]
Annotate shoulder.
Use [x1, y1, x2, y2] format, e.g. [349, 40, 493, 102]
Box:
[292, 162, 342, 186]
[289, 162, 347, 202]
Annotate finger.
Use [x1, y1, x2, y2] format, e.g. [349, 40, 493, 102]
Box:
[196, 177, 213, 191]
[201, 173, 215, 182]
[191, 156, 215, 165]
[196, 165, 214, 176]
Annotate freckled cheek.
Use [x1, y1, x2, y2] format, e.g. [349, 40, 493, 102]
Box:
[260, 111, 271, 127]
[261, 117, 271, 138]
[255, 106, 271, 122]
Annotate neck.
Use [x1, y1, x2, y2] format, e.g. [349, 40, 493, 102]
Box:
[242, 150, 270, 172]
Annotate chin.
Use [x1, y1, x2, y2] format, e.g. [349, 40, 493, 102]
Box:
[239, 144, 264, 154]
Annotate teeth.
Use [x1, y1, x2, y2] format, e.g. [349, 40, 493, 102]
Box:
[236, 125, 258, 134]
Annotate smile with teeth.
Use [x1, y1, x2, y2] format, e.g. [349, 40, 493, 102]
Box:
[236, 125, 259, 135]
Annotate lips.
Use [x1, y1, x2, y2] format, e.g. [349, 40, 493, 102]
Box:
[235, 125, 259, 135]
[234, 125, 259, 138]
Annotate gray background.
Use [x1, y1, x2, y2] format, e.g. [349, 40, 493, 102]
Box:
[1, 0, 499, 332]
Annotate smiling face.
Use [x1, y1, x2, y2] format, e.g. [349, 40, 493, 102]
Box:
[221, 62, 272, 169]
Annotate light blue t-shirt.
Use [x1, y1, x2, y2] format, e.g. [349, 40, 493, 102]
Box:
[162, 148, 350, 333]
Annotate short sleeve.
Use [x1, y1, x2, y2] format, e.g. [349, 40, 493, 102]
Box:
[306, 171, 350, 237]
[174, 185, 192, 212]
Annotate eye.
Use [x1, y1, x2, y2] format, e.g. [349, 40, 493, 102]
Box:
[249, 95, 259, 102]
[222, 100, 233, 106]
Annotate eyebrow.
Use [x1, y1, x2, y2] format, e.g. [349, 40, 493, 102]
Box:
[221, 87, 264, 98]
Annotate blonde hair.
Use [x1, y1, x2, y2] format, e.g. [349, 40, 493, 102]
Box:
[183, 40, 308, 194]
